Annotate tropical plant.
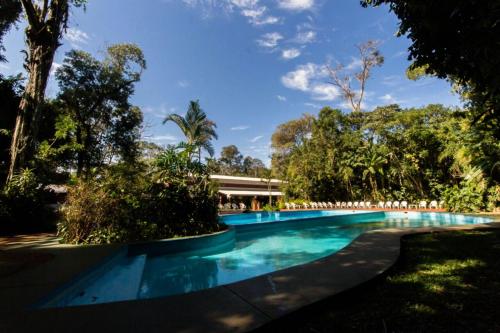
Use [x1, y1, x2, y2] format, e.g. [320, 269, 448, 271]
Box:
[163, 100, 218, 161]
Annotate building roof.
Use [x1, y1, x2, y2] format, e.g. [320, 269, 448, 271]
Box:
[219, 190, 283, 197]
[209, 174, 284, 185]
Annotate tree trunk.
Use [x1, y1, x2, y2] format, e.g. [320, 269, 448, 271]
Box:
[7, 0, 69, 183]
[7, 43, 54, 182]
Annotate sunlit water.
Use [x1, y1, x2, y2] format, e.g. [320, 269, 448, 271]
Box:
[47, 211, 490, 307]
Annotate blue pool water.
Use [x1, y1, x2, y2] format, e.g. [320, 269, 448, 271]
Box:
[43, 211, 491, 308]
[221, 209, 368, 225]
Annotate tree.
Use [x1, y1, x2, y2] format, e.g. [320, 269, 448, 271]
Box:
[242, 156, 266, 177]
[0, 0, 22, 62]
[271, 113, 314, 177]
[361, 0, 500, 137]
[7, 0, 86, 182]
[0, 74, 23, 182]
[52, 44, 145, 176]
[327, 40, 384, 112]
[163, 100, 218, 161]
[219, 145, 242, 175]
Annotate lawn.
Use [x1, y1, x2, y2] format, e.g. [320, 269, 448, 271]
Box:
[256, 229, 500, 333]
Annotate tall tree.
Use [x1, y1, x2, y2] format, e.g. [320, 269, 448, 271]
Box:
[7, 0, 86, 182]
[327, 40, 384, 112]
[361, 0, 500, 137]
[163, 100, 217, 161]
[52, 44, 145, 176]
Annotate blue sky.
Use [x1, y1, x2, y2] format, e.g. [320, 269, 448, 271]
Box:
[1, 0, 461, 164]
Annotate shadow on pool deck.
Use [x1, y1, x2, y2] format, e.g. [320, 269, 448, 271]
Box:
[1, 221, 500, 333]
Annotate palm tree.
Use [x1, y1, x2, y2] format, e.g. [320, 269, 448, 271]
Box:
[359, 145, 387, 199]
[163, 100, 218, 161]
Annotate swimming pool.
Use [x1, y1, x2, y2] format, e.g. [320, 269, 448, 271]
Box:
[41, 211, 491, 308]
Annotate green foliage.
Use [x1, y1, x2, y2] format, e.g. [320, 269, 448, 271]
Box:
[52, 45, 145, 177]
[273, 104, 499, 211]
[163, 100, 218, 161]
[0, 168, 53, 234]
[262, 204, 280, 212]
[58, 144, 223, 244]
[0, 74, 23, 183]
[361, 0, 500, 138]
[442, 167, 488, 213]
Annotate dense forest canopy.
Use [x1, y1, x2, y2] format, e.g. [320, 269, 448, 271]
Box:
[271, 105, 499, 212]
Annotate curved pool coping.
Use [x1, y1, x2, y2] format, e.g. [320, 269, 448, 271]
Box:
[2, 217, 500, 332]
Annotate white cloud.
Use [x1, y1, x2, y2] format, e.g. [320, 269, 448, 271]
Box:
[182, 0, 280, 25]
[281, 62, 339, 101]
[257, 32, 283, 48]
[178, 80, 190, 88]
[0, 63, 10, 70]
[64, 28, 90, 47]
[143, 104, 176, 119]
[277, 95, 287, 101]
[294, 30, 316, 44]
[231, 125, 250, 130]
[250, 135, 264, 142]
[281, 48, 301, 60]
[304, 102, 321, 108]
[281, 63, 318, 91]
[241, 6, 280, 25]
[382, 75, 402, 86]
[345, 57, 363, 71]
[311, 84, 339, 101]
[379, 93, 405, 105]
[149, 134, 179, 143]
[277, 0, 314, 11]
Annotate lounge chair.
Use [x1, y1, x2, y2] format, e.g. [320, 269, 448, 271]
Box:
[439, 200, 445, 209]
[303, 202, 310, 209]
[285, 202, 291, 210]
[429, 200, 438, 209]
[224, 203, 231, 210]
[336, 201, 341, 208]
[231, 203, 239, 210]
[327, 202, 334, 208]
[322, 202, 328, 208]
[341, 201, 347, 208]
[347, 201, 353, 208]
[366, 201, 373, 209]
[419, 201, 427, 209]
[359, 201, 365, 209]
[239, 203, 246, 210]
[353, 201, 359, 208]
[401, 201, 408, 209]
[393, 201, 400, 209]
[385, 201, 393, 209]
[378, 201, 384, 209]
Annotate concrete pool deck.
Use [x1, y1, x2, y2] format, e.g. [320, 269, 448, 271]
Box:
[1, 219, 499, 332]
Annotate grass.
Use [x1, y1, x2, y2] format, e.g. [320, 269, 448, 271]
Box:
[255, 230, 500, 332]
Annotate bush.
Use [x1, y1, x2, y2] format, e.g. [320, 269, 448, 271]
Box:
[442, 167, 487, 212]
[58, 145, 224, 244]
[0, 168, 55, 235]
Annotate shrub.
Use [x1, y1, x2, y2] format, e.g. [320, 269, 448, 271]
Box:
[442, 167, 487, 212]
[0, 168, 54, 235]
[58, 145, 224, 244]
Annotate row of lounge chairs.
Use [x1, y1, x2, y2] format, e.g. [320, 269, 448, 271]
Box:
[218, 203, 246, 211]
[285, 200, 444, 210]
